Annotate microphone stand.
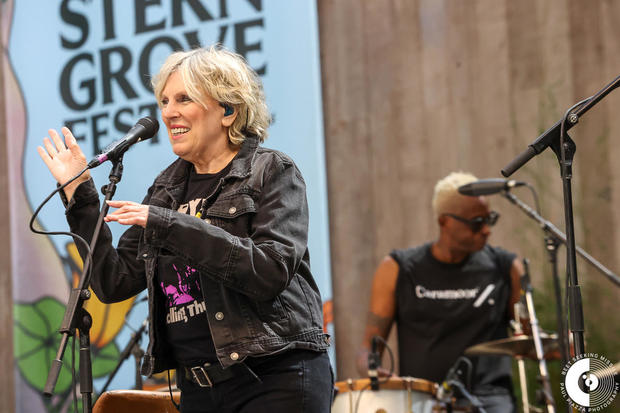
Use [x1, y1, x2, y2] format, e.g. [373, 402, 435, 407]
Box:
[99, 318, 147, 395]
[501, 191, 620, 365]
[132, 343, 145, 390]
[43, 156, 125, 413]
[501, 74, 620, 363]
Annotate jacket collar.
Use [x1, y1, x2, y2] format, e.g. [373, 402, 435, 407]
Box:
[153, 134, 260, 188]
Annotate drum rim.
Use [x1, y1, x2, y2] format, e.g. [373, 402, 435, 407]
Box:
[334, 376, 437, 395]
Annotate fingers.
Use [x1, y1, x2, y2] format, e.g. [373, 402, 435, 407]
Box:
[42, 129, 72, 161]
[106, 200, 136, 208]
[105, 201, 141, 217]
[42, 127, 85, 160]
[61, 127, 82, 156]
[36, 145, 52, 165]
[49, 128, 66, 152]
[105, 212, 145, 225]
[61, 127, 76, 146]
[105, 201, 149, 228]
[42, 136, 58, 159]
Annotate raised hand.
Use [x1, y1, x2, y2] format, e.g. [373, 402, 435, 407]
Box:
[105, 200, 149, 228]
[37, 127, 91, 200]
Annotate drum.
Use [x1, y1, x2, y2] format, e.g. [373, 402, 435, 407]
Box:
[331, 377, 440, 413]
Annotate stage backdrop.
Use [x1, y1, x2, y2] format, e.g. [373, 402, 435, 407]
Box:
[3, 1, 332, 412]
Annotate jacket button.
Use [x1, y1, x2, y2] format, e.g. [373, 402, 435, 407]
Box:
[228, 206, 237, 214]
[215, 312, 224, 320]
[205, 218, 212, 224]
[230, 352, 239, 361]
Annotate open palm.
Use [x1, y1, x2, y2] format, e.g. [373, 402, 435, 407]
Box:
[37, 127, 91, 200]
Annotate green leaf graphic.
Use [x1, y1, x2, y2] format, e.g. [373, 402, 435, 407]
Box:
[14, 297, 76, 394]
[92, 340, 121, 378]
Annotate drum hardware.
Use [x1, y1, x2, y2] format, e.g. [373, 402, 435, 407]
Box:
[516, 259, 555, 413]
[346, 378, 354, 413]
[438, 357, 484, 413]
[405, 377, 412, 413]
[513, 293, 532, 413]
[444, 379, 486, 413]
[332, 377, 445, 413]
[515, 354, 530, 413]
[354, 334, 398, 412]
[366, 335, 396, 383]
[368, 336, 381, 391]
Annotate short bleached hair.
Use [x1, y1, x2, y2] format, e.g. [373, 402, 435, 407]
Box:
[432, 172, 478, 218]
[152, 46, 271, 145]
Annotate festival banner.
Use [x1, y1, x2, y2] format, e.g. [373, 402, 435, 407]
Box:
[2, 1, 332, 411]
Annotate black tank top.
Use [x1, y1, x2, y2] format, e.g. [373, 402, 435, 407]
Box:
[391, 243, 515, 394]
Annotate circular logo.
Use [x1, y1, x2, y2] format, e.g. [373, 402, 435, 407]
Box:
[561, 354, 618, 411]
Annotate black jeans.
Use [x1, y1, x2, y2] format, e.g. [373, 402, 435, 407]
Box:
[178, 350, 334, 413]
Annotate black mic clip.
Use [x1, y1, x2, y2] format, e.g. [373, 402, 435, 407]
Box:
[368, 336, 381, 391]
[437, 362, 459, 402]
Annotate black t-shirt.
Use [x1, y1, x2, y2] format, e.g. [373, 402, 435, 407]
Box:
[156, 163, 231, 364]
[391, 243, 515, 394]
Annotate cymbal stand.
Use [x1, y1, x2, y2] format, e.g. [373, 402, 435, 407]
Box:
[521, 259, 555, 413]
[512, 303, 530, 413]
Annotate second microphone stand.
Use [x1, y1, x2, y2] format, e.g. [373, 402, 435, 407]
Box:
[501, 190, 620, 368]
[99, 318, 147, 395]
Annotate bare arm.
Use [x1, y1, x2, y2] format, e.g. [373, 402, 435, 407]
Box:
[356, 256, 399, 377]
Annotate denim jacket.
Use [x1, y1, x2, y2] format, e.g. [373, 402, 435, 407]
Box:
[65, 135, 329, 374]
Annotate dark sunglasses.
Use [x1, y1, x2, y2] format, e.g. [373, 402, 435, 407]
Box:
[444, 211, 500, 232]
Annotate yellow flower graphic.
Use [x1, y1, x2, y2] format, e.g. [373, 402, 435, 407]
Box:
[66, 243, 135, 348]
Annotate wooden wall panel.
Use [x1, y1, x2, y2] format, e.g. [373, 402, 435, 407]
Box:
[319, 0, 620, 381]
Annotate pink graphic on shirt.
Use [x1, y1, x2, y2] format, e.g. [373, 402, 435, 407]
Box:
[160, 264, 202, 307]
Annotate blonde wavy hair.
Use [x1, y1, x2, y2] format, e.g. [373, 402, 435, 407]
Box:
[431, 171, 478, 219]
[152, 46, 271, 145]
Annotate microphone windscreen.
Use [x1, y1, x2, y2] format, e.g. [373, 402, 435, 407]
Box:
[136, 116, 160, 139]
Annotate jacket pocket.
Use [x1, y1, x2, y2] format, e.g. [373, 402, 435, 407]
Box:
[205, 194, 256, 235]
[254, 295, 289, 322]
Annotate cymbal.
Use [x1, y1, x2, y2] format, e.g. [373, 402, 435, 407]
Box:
[464, 333, 560, 359]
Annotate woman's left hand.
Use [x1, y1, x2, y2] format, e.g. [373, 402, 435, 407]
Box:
[105, 200, 149, 228]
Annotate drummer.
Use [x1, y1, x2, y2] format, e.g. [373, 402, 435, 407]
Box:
[357, 171, 523, 413]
